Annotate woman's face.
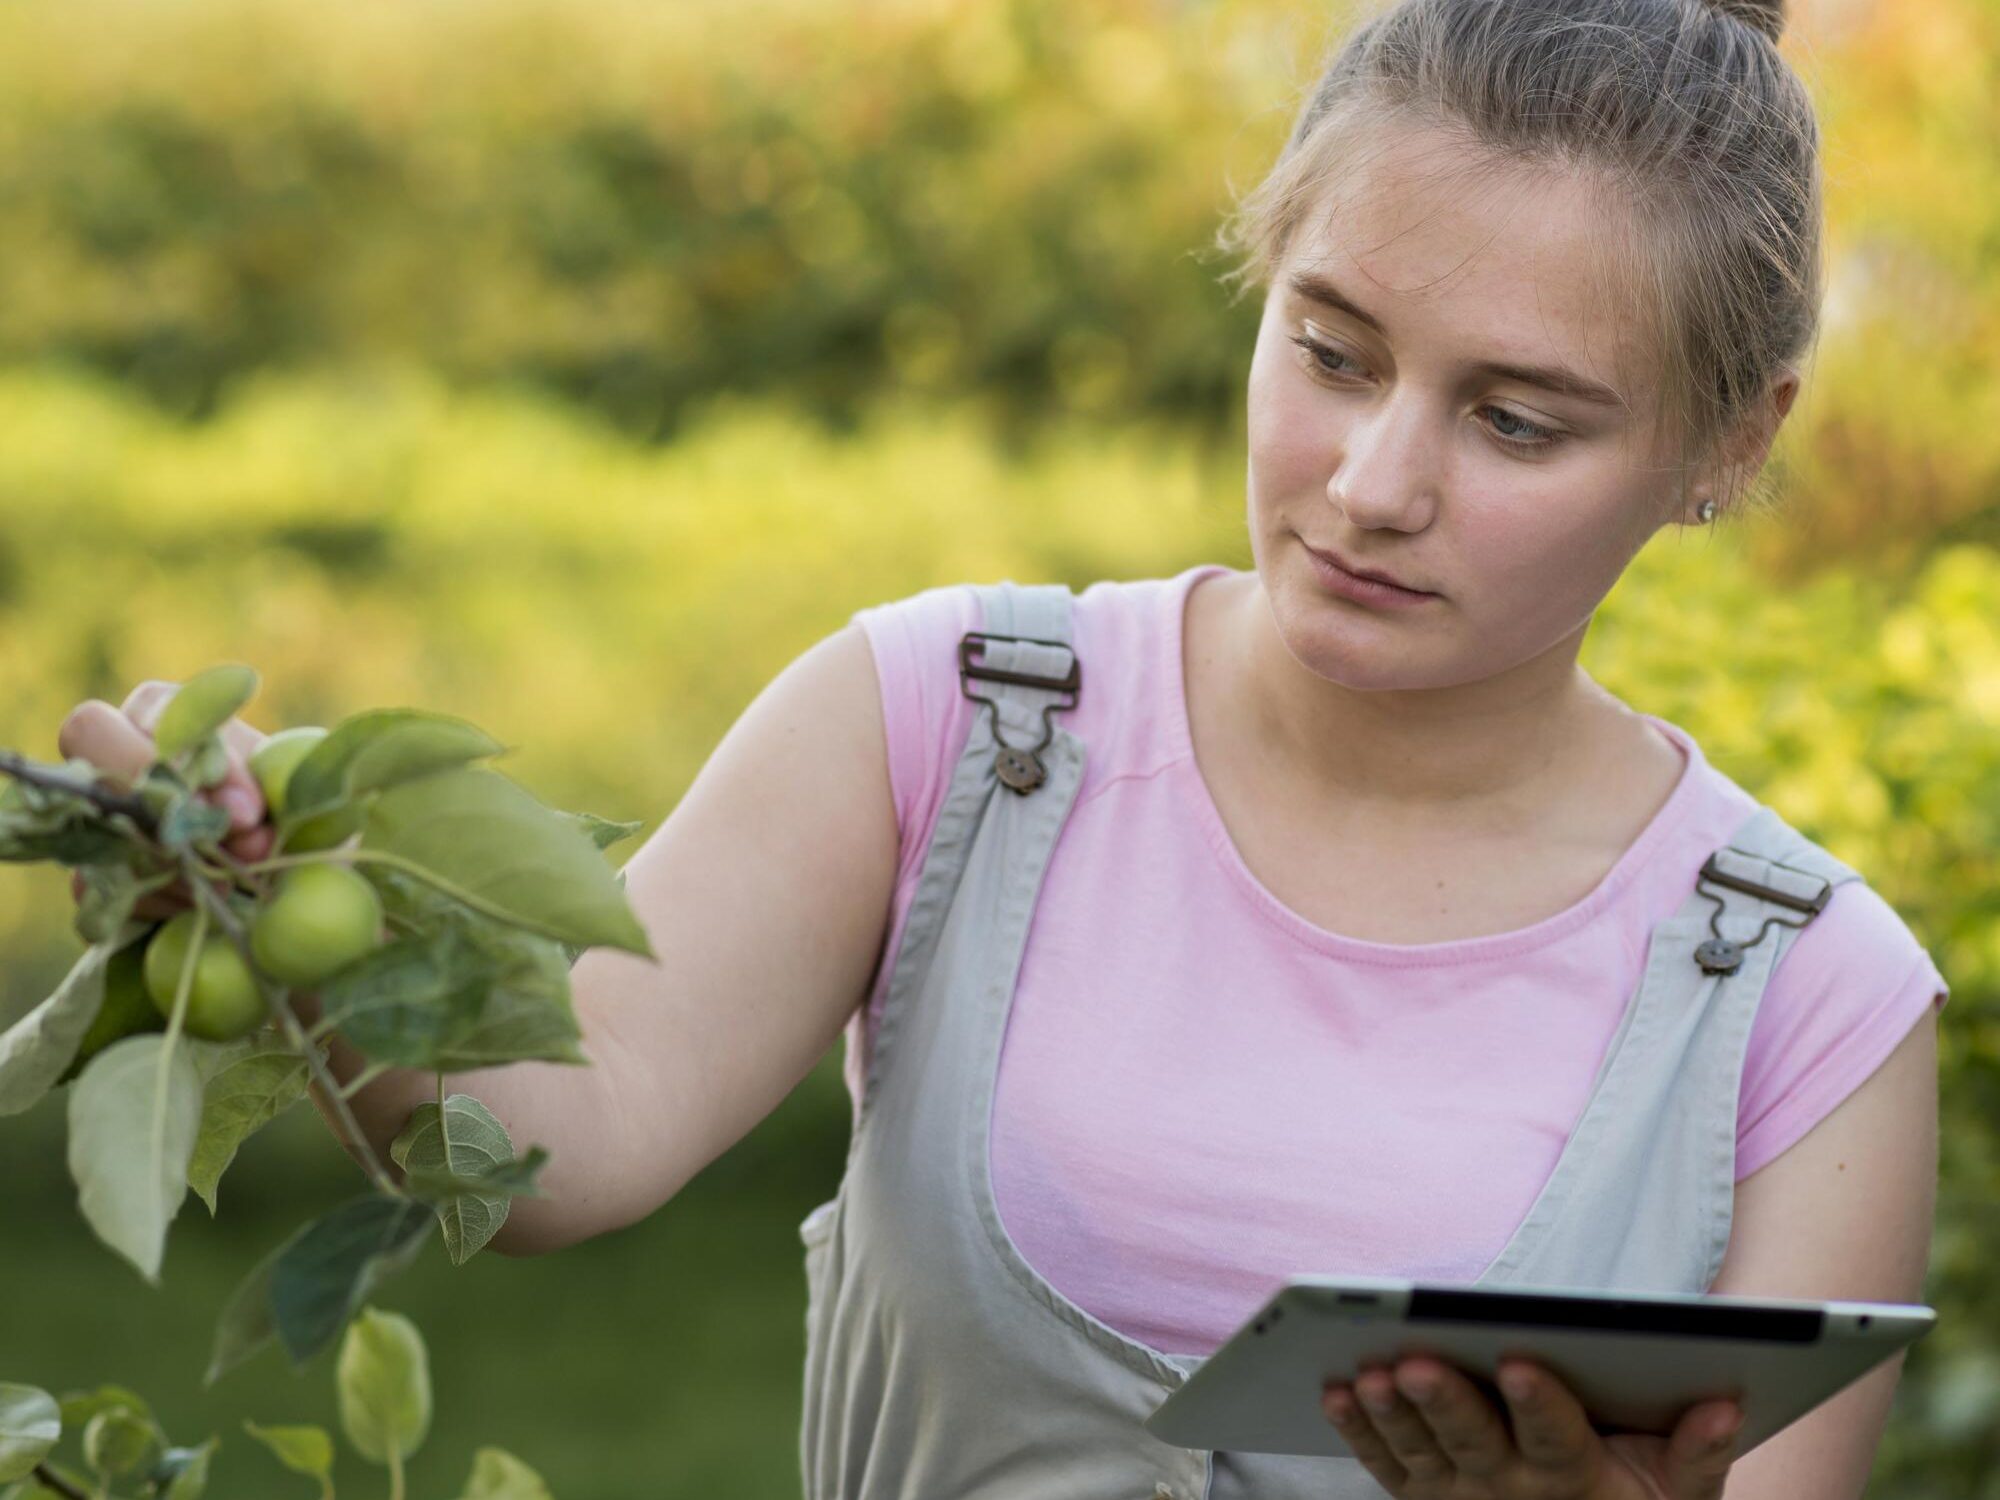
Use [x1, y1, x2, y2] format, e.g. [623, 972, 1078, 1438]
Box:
[1244, 124, 1681, 695]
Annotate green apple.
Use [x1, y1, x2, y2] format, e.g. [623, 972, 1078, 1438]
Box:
[247, 725, 326, 820]
[249, 725, 366, 852]
[142, 911, 267, 1042]
[250, 862, 384, 987]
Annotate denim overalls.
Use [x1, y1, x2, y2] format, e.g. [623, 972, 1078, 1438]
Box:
[797, 579, 1859, 1500]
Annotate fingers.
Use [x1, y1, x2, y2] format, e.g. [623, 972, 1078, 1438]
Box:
[61, 697, 263, 835]
[1666, 1397, 1744, 1499]
[58, 699, 159, 784]
[1322, 1369, 1414, 1493]
[1494, 1358, 1598, 1478]
[224, 822, 276, 862]
[1321, 1359, 1742, 1500]
[1325, 1361, 1465, 1487]
[1391, 1359, 1512, 1480]
[60, 683, 280, 924]
[75, 683, 271, 833]
[1339, 1357, 1525, 1484]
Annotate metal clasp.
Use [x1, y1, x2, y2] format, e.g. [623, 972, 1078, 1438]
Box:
[1691, 853, 1833, 975]
[958, 630, 1081, 795]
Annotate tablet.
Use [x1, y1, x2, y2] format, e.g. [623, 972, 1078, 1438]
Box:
[1144, 1275, 1935, 1461]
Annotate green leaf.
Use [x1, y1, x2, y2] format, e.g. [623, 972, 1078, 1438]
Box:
[54, 1386, 153, 1436]
[453, 1446, 555, 1500]
[240, 1420, 333, 1487]
[55, 940, 164, 1089]
[0, 758, 136, 865]
[426, 959, 586, 1072]
[358, 766, 653, 959]
[159, 1435, 220, 1499]
[562, 810, 644, 852]
[559, 867, 628, 967]
[335, 1306, 431, 1466]
[206, 1194, 434, 1386]
[309, 932, 482, 1069]
[64, 1032, 204, 1284]
[156, 792, 233, 855]
[185, 735, 233, 792]
[0, 940, 120, 1117]
[152, 664, 259, 761]
[322, 884, 590, 1072]
[0, 1384, 61, 1484]
[205, 1235, 284, 1388]
[73, 865, 175, 948]
[187, 1035, 318, 1215]
[269, 1196, 435, 1368]
[136, 764, 185, 819]
[400, 1146, 548, 1206]
[81, 1408, 157, 1478]
[286, 709, 507, 824]
[0, 818, 130, 865]
[389, 1096, 534, 1263]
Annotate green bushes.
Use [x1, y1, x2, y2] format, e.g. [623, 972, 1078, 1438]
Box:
[0, 0, 1987, 578]
[0, 0, 1279, 439]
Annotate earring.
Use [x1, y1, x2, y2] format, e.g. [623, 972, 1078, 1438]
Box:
[1696, 498, 1717, 524]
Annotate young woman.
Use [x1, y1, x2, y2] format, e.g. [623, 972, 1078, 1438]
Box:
[64, 0, 1944, 1496]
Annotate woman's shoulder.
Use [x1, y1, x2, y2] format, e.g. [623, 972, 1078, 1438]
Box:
[1645, 722, 1942, 988]
[848, 567, 1205, 729]
[844, 568, 1205, 861]
[1653, 745, 1953, 1179]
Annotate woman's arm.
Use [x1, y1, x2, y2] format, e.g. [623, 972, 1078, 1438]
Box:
[487, 620, 902, 1254]
[1707, 1001, 1941, 1498]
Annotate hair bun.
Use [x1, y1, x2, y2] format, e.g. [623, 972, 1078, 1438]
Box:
[1706, 0, 1786, 43]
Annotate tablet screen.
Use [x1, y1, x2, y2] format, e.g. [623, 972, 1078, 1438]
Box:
[1379, 1284, 1824, 1342]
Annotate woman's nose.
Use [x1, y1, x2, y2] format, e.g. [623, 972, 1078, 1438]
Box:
[1327, 394, 1439, 527]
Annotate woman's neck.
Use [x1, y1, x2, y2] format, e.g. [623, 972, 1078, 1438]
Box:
[1212, 570, 1624, 830]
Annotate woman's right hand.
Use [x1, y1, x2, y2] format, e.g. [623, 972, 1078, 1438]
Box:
[56, 679, 277, 921]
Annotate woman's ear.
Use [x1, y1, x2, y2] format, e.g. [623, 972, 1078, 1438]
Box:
[1695, 368, 1803, 516]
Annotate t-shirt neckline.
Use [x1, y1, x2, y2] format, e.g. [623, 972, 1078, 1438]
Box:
[1163, 562, 1704, 967]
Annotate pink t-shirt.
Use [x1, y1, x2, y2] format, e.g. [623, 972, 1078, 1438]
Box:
[845, 563, 1950, 1358]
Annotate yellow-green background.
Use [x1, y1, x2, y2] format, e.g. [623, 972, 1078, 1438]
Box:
[0, 0, 1994, 1494]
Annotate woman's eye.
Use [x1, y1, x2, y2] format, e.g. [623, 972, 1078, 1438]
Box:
[1288, 332, 1360, 379]
[1483, 406, 1561, 448]
[1286, 332, 1563, 452]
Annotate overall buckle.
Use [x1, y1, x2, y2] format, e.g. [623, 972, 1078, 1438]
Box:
[1691, 853, 1833, 975]
[958, 631, 1081, 795]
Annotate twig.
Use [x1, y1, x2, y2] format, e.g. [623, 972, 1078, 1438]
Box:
[179, 852, 407, 1202]
[0, 751, 161, 835]
[29, 1463, 88, 1500]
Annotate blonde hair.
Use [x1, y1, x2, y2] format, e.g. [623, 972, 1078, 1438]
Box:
[1212, 0, 1821, 522]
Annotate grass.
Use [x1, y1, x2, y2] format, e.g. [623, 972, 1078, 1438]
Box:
[0, 1044, 854, 1500]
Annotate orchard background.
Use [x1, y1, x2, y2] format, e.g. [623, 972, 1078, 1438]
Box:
[0, 0, 1995, 1494]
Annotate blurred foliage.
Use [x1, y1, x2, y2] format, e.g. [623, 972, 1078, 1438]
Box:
[0, 0, 1991, 578]
[0, 0, 1292, 445]
[0, 0, 1994, 1492]
[0, 365, 1993, 1492]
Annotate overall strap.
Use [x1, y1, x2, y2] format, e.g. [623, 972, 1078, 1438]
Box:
[850, 578, 1083, 1125]
[1685, 803, 1861, 976]
[959, 581, 1081, 796]
[1465, 801, 1868, 1297]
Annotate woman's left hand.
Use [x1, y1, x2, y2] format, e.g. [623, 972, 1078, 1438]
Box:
[1322, 1355, 1744, 1499]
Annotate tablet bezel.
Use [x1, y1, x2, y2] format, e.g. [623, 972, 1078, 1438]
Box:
[1142, 1275, 1936, 1461]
